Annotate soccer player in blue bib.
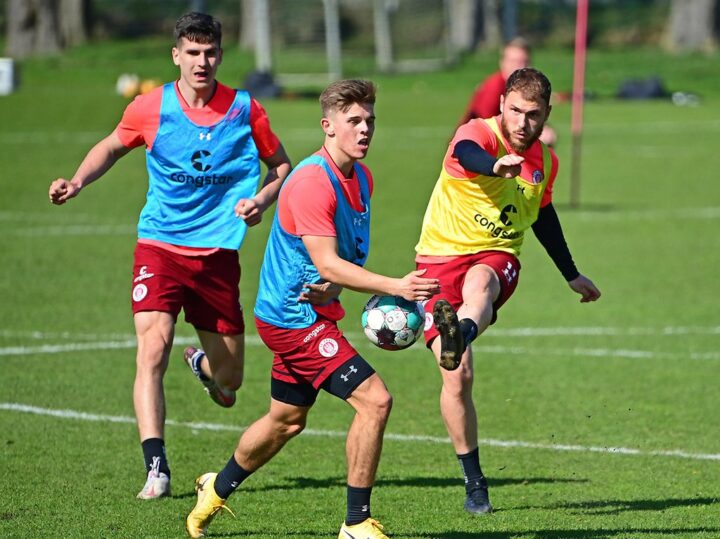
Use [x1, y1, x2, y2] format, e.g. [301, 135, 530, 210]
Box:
[48, 12, 292, 499]
[186, 79, 440, 539]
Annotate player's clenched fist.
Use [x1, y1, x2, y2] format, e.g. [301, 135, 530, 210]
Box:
[49, 178, 81, 205]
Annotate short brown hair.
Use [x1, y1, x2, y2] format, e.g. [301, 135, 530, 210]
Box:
[504, 67, 551, 107]
[174, 12, 222, 47]
[319, 79, 376, 115]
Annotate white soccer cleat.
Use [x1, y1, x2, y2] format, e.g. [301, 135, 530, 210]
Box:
[136, 459, 171, 500]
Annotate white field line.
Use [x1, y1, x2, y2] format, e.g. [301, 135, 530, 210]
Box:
[1, 402, 719, 462]
[1, 327, 718, 360]
[2, 339, 718, 361]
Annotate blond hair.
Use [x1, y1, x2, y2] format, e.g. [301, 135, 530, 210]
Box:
[319, 79, 376, 115]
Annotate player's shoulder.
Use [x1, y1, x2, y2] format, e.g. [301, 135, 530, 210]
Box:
[125, 84, 165, 114]
[455, 118, 498, 146]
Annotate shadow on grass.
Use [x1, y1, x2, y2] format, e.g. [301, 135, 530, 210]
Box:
[410, 528, 720, 539]
[227, 474, 588, 493]
[524, 496, 720, 515]
[197, 526, 720, 538]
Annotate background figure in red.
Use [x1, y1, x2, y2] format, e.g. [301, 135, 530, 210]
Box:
[459, 37, 557, 147]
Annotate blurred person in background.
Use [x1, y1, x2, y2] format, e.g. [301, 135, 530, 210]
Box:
[459, 37, 557, 146]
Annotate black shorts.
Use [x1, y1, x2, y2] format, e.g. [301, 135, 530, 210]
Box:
[270, 355, 375, 407]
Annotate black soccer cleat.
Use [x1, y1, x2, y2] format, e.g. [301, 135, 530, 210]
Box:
[464, 479, 493, 515]
[432, 299, 464, 370]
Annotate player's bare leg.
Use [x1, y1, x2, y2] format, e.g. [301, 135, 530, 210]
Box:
[340, 374, 392, 538]
[196, 331, 244, 391]
[186, 400, 308, 537]
[432, 263, 500, 514]
[133, 310, 175, 498]
[344, 374, 392, 486]
[432, 342, 477, 452]
[185, 331, 243, 407]
[234, 399, 309, 470]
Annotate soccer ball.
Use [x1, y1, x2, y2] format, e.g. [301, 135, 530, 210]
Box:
[361, 295, 425, 351]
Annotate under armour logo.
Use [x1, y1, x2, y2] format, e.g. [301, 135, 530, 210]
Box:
[340, 365, 358, 382]
[199, 132, 212, 141]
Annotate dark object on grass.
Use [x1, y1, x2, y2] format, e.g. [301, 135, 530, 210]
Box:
[616, 77, 669, 100]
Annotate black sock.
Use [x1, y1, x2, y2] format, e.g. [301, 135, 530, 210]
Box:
[345, 485, 372, 525]
[141, 438, 170, 477]
[459, 318, 478, 350]
[457, 447, 486, 494]
[214, 455, 253, 499]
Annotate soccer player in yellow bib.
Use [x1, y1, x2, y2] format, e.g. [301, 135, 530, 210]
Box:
[415, 67, 601, 515]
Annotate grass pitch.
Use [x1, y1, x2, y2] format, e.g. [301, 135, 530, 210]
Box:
[0, 40, 718, 538]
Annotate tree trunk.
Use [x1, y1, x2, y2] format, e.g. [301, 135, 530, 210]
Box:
[480, 0, 502, 50]
[448, 0, 481, 53]
[664, 0, 716, 52]
[239, 0, 256, 50]
[59, 0, 89, 48]
[5, 0, 67, 58]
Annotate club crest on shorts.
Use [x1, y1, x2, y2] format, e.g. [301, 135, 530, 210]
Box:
[132, 283, 148, 302]
[318, 338, 339, 358]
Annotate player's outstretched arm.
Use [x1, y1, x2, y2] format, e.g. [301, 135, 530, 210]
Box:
[49, 130, 130, 205]
[302, 235, 440, 302]
[235, 144, 292, 227]
[568, 274, 601, 303]
[454, 139, 523, 179]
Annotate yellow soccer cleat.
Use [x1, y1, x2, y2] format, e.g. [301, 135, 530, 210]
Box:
[338, 518, 389, 539]
[186, 473, 235, 538]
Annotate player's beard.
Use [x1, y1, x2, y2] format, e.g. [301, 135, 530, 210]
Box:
[501, 119, 542, 154]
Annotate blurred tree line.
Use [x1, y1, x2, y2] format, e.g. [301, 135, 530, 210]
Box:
[2, 0, 718, 58]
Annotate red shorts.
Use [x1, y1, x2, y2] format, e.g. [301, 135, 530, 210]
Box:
[255, 316, 359, 389]
[131, 243, 244, 334]
[417, 250, 521, 345]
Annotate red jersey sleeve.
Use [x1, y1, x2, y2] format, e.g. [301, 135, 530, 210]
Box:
[249, 98, 280, 159]
[280, 165, 338, 237]
[116, 88, 163, 149]
[443, 119, 499, 179]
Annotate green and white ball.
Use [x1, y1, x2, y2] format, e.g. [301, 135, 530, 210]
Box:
[361, 295, 425, 351]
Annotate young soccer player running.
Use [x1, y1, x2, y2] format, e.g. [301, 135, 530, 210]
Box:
[416, 68, 601, 515]
[48, 12, 291, 499]
[186, 79, 440, 539]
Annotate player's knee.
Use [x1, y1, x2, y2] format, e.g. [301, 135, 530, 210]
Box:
[368, 390, 393, 422]
[136, 339, 171, 373]
[278, 417, 306, 438]
[442, 369, 474, 398]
